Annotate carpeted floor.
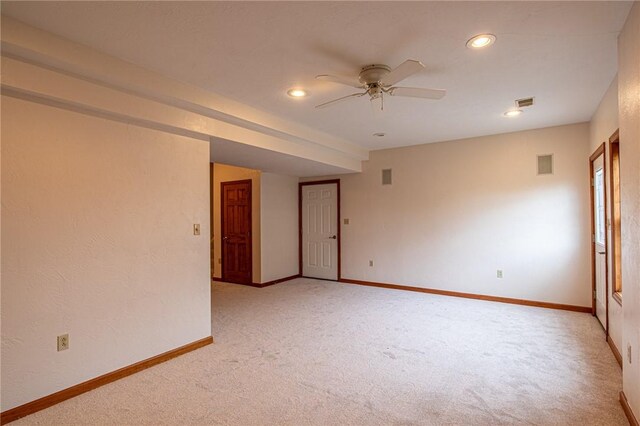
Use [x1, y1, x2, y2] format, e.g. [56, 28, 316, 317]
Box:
[14, 278, 626, 425]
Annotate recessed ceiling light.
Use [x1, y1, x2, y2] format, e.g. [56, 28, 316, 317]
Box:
[504, 109, 523, 117]
[466, 34, 496, 49]
[373, 132, 386, 137]
[287, 88, 309, 98]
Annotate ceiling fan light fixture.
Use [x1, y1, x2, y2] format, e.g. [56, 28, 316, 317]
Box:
[466, 34, 496, 49]
[287, 88, 309, 98]
[373, 132, 386, 137]
[504, 109, 523, 117]
[314, 59, 447, 110]
[370, 95, 384, 112]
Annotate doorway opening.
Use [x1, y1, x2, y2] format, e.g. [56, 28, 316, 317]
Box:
[299, 180, 341, 281]
[608, 130, 622, 305]
[589, 143, 608, 334]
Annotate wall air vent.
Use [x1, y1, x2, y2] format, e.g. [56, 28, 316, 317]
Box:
[537, 154, 553, 175]
[516, 97, 535, 108]
[382, 169, 392, 185]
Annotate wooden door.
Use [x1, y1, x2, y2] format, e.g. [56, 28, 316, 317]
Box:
[221, 180, 252, 284]
[301, 182, 339, 280]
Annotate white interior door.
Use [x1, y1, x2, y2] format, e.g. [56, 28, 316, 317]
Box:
[302, 183, 338, 280]
[593, 155, 606, 327]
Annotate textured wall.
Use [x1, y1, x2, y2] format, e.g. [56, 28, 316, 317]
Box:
[212, 163, 261, 282]
[589, 76, 623, 352]
[303, 123, 592, 306]
[1, 96, 212, 411]
[260, 172, 299, 282]
[590, 76, 619, 154]
[618, 1, 640, 416]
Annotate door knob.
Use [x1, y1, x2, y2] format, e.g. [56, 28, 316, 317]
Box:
[330, 235, 337, 239]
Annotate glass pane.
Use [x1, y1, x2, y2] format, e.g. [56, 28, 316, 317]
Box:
[595, 168, 605, 244]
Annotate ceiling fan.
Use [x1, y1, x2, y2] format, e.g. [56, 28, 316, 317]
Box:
[315, 59, 446, 110]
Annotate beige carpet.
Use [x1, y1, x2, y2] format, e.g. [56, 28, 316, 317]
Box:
[14, 278, 626, 425]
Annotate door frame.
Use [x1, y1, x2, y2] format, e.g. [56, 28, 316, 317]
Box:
[220, 179, 253, 284]
[210, 163, 215, 279]
[589, 143, 608, 335]
[608, 129, 622, 306]
[298, 179, 341, 280]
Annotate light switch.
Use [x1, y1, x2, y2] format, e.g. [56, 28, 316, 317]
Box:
[344, 218, 350, 225]
[193, 224, 201, 236]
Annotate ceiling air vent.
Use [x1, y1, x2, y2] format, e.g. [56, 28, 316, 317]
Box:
[516, 97, 535, 108]
[382, 169, 392, 185]
[537, 154, 553, 175]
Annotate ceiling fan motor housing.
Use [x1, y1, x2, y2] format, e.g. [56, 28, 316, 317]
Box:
[359, 64, 391, 85]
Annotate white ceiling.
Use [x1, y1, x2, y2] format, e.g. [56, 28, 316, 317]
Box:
[2, 1, 632, 150]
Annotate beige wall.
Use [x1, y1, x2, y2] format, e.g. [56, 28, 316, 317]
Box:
[589, 76, 623, 352]
[618, 1, 640, 416]
[590, 76, 619, 153]
[1, 96, 211, 411]
[260, 172, 299, 282]
[212, 163, 261, 282]
[304, 123, 592, 307]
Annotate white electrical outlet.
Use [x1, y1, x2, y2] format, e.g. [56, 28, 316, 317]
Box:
[57, 334, 69, 352]
[369, 260, 374, 267]
[344, 218, 350, 225]
[497, 270, 503, 278]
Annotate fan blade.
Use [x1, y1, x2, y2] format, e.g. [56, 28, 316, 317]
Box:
[316, 74, 364, 88]
[379, 60, 425, 86]
[315, 92, 366, 109]
[388, 87, 446, 100]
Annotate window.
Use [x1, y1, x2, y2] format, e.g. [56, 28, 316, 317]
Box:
[594, 168, 605, 245]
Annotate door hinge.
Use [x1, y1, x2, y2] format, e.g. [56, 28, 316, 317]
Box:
[592, 234, 595, 243]
[594, 290, 597, 299]
[591, 178, 594, 187]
